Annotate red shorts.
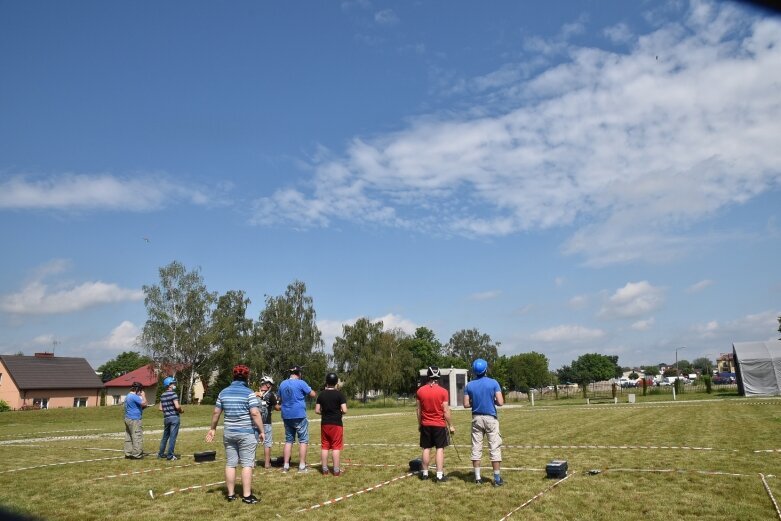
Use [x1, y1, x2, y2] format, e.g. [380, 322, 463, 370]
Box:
[321, 424, 344, 450]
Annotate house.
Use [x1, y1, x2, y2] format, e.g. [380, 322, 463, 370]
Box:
[717, 352, 736, 373]
[103, 363, 158, 406]
[0, 353, 104, 409]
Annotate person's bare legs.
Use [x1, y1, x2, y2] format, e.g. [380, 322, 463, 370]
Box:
[283, 442, 292, 468]
[332, 449, 341, 473]
[298, 442, 308, 469]
[264, 446, 272, 468]
[225, 466, 236, 496]
[421, 448, 431, 476]
[241, 467, 253, 497]
[435, 447, 444, 474]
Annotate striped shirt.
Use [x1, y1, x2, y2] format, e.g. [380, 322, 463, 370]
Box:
[216, 381, 260, 434]
[160, 390, 179, 418]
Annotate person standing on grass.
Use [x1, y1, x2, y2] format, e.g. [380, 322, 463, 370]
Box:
[255, 375, 280, 469]
[124, 381, 149, 459]
[416, 366, 454, 483]
[464, 358, 505, 487]
[315, 372, 347, 476]
[205, 364, 265, 505]
[279, 365, 317, 473]
[157, 376, 183, 461]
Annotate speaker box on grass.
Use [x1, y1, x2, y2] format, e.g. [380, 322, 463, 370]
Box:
[194, 450, 216, 463]
[409, 458, 423, 472]
[546, 460, 568, 478]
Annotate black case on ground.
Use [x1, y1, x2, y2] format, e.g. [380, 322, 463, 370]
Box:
[546, 460, 568, 478]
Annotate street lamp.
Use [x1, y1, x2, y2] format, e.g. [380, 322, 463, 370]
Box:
[675, 346, 686, 377]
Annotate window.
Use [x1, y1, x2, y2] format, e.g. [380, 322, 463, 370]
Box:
[0, 373, 3, 385]
[33, 397, 49, 409]
[73, 397, 87, 408]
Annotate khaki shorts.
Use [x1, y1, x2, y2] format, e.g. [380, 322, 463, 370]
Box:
[470, 415, 502, 462]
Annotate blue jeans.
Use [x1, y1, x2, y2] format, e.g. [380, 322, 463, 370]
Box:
[158, 416, 180, 458]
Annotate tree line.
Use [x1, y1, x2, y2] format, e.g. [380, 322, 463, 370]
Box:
[128, 260, 728, 404]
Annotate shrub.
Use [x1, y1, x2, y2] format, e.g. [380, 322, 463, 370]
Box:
[0, 400, 10, 412]
[200, 396, 215, 406]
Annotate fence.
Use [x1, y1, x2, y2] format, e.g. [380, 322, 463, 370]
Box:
[507, 381, 739, 403]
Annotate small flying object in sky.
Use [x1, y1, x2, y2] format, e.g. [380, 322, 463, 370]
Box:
[143, 237, 150, 243]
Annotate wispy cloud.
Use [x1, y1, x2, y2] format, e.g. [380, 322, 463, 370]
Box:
[374, 9, 398, 25]
[530, 324, 606, 343]
[0, 173, 219, 212]
[251, 2, 781, 266]
[599, 281, 665, 319]
[631, 317, 656, 331]
[686, 279, 714, 293]
[0, 261, 143, 315]
[469, 290, 501, 301]
[568, 295, 589, 309]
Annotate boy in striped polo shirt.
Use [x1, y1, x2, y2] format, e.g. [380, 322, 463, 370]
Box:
[157, 376, 183, 460]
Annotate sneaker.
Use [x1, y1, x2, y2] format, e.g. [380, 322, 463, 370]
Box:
[226, 494, 238, 502]
[332, 470, 341, 477]
[493, 476, 505, 487]
[242, 494, 259, 504]
[434, 475, 449, 483]
[475, 478, 484, 485]
[321, 468, 329, 476]
[282, 467, 290, 473]
[418, 472, 429, 481]
[298, 466, 310, 473]
[167, 455, 180, 461]
[156, 454, 166, 459]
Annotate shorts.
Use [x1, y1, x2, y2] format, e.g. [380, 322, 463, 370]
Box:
[419, 425, 448, 449]
[470, 415, 502, 462]
[283, 417, 310, 444]
[263, 424, 273, 448]
[321, 424, 344, 450]
[223, 431, 258, 468]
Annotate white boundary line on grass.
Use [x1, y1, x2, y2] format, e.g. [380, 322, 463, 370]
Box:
[761, 473, 781, 520]
[91, 460, 219, 481]
[295, 471, 415, 513]
[498, 471, 574, 521]
[160, 480, 227, 497]
[604, 467, 750, 477]
[0, 456, 125, 474]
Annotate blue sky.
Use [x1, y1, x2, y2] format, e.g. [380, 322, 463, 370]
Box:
[1, 0, 779, 372]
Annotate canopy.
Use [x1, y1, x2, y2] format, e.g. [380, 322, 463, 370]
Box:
[733, 341, 781, 397]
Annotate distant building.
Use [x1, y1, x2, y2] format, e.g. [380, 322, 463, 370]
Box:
[418, 367, 468, 408]
[0, 353, 104, 409]
[717, 353, 736, 373]
[103, 364, 158, 405]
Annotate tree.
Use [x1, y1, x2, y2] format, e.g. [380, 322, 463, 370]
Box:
[375, 329, 416, 399]
[642, 365, 660, 377]
[556, 365, 576, 384]
[675, 359, 693, 375]
[333, 317, 384, 402]
[203, 290, 255, 403]
[570, 353, 619, 397]
[506, 352, 550, 392]
[255, 280, 326, 384]
[692, 357, 713, 374]
[403, 327, 443, 370]
[444, 328, 499, 368]
[628, 371, 639, 380]
[140, 261, 217, 403]
[97, 351, 152, 382]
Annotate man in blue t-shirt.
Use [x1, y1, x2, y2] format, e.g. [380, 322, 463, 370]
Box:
[278, 365, 316, 473]
[157, 376, 183, 460]
[124, 381, 149, 459]
[464, 358, 505, 486]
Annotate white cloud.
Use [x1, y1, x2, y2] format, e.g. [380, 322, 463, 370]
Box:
[317, 313, 418, 350]
[469, 290, 501, 301]
[686, 279, 714, 293]
[251, 3, 781, 266]
[0, 173, 216, 211]
[530, 324, 606, 342]
[568, 295, 588, 309]
[85, 321, 141, 353]
[0, 261, 144, 315]
[374, 9, 398, 25]
[604, 22, 633, 44]
[631, 317, 656, 331]
[32, 334, 56, 345]
[693, 319, 720, 338]
[599, 281, 665, 319]
[554, 277, 565, 288]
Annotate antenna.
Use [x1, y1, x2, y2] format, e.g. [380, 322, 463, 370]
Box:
[52, 339, 59, 356]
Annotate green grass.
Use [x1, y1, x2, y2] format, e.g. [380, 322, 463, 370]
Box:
[2, 395, 781, 520]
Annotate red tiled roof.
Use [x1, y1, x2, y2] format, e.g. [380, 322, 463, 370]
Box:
[103, 364, 158, 387]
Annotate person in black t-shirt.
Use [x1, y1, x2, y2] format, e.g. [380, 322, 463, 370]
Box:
[315, 372, 347, 476]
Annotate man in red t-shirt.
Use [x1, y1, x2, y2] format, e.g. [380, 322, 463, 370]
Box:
[416, 366, 454, 483]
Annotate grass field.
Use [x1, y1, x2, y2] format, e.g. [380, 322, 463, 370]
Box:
[1, 394, 781, 521]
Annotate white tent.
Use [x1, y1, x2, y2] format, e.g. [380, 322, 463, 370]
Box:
[733, 341, 781, 397]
